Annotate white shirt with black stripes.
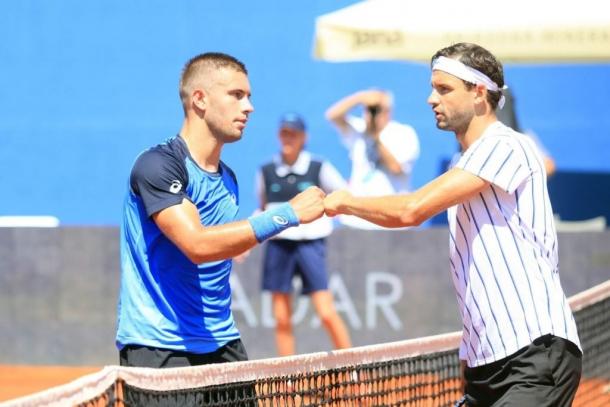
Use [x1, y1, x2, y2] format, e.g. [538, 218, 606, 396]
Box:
[448, 121, 580, 368]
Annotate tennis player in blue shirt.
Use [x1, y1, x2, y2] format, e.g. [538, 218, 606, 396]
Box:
[116, 52, 325, 368]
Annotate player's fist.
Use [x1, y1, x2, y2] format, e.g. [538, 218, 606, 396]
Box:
[289, 186, 326, 224]
[324, 190, 352, 217]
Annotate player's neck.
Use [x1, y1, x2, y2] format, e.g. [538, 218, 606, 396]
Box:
[458, 114, 498, 151]
[180, 119, 222, 172]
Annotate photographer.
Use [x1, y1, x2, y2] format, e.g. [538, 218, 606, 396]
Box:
[325, 89, 419, 229]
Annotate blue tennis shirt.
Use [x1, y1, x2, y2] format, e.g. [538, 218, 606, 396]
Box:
[116, 135, 241, 353]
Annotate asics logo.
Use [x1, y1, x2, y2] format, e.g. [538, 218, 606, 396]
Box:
[272, 215, 289, 225]
[169, 180, 182, 194]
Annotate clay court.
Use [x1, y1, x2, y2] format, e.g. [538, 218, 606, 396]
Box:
[0, 365, 99, 403]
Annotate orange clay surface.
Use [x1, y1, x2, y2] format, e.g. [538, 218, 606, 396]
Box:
[0, 365, 101, 402]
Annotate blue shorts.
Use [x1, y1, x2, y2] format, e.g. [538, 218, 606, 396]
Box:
[262, 238, 328, 295]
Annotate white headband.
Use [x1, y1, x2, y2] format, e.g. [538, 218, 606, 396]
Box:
[432, 56, 506, 109]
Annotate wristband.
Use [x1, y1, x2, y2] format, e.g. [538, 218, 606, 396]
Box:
[248, 203, 300, 242]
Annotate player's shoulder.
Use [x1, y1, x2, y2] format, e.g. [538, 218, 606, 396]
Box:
[131, 136, 188, 179]
[137, 135, 186, 162]
[472, 123, 535, 165]
[487, 123, 531, 151]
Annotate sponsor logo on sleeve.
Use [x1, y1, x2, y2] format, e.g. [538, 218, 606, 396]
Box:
[169, 180, 182, 194]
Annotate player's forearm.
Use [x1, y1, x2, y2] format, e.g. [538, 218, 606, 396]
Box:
[183, 220, 259, 264]
[186, 202, 301, 263]
[338, 194, 423, 228]
[154, 203, 262, 264]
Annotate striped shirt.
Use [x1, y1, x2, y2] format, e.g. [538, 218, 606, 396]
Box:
[448, 121, 580, 367]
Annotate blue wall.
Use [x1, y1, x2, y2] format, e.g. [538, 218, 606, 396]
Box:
[2, 1, 610, 225]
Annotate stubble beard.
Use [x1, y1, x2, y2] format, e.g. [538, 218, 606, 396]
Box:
[438, 110, 472, 135]
[208, 116, 243, 144]
[221, 130, 243, 144]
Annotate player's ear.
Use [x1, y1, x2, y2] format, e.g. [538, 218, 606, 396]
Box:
[192, 88, 207, 111]
[474, 83, 487, 106]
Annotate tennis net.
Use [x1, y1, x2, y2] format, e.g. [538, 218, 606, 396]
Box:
[5, 279, 610, 407]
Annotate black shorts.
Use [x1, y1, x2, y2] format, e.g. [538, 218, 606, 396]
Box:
[119, 339, 255, 406]
[119, 338, 249, 368]
[464, 335, 582, 406]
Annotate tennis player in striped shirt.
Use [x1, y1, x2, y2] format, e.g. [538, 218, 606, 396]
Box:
[324, 42, 582, 406]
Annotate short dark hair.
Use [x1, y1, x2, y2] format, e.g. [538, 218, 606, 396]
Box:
[179, 52, 248, 112]
[431, 43, 504, 110]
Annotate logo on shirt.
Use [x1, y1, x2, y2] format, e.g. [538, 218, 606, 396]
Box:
[169, 180, 182, 194]
[272, 215, 289, 225]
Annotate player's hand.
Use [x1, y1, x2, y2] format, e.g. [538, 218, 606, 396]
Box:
[324, 190, 352, 217]
[289, 186, 326, 224]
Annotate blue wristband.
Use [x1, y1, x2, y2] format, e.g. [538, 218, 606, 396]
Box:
[248, 203, 300, 242]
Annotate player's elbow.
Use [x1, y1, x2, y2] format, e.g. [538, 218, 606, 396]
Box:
[182, 247, 207, 264]
[398, 201, 426, 227]
[181, 243, 218, 264]
[187, 251, 229, 265]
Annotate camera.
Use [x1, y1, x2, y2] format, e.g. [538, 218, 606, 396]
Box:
[368, 104, 381, 118]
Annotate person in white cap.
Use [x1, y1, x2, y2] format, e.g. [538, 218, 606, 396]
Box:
[324, 42, 581, 406]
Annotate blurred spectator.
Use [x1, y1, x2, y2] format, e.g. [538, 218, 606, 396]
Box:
[325, 89, 420, 228]
[255, 113, 352, 356]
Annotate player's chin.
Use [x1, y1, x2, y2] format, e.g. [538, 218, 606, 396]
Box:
[435, 120, 449, 130]
[224, 131, 243, 143]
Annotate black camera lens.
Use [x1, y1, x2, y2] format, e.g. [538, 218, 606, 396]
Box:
[368, 105, 380, 117]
